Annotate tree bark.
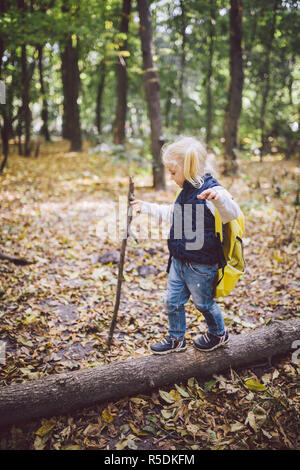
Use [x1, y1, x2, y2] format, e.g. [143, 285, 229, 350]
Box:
[61, 37, 82, 152]
[20, 44, 32, 157]
[95, 59, 106, 135]
[113, 0, 131, 145]
[0, 0, 4, 79]
[259, 0, 278, 160]
[164, 88, 172, 129]
[16, 111, 23, 156]
[60, 0, 82, 151]
[0, 319, 299, 429]
[223, 0, 244, 175]
[0, 1, 8, 172]
[17, 0, 33, 157]
[177, 0, 186, 134]
[206, 0, 216, 145]
[1, 47, 19, 168]
[37, 45, 50, 142]
[0, 118, 9, 172]
[137, 0, 165, 190]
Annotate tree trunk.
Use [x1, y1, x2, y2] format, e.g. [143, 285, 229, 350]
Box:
[17, 111, 23, 156]
[95, 59, 106, 135]
[0, 0, 4, 79]
[20, 44, 31, 157]
[0, 319, 299, 429]
[223, 0, 244, 175]
[37, 45, 50, 142]
[61, 37, 82, 152]
[0, 115, 9, 172]
[137, 0, 165, 190]
[0, 1, 8, 171]
[259, 0, 278, 160]
[1, 47, 18, 168]
[164, 88, 172, 129]
[17, 0, 32, 157]
[177, 0, 186, 134]
[206, 0, 216, 146]
[113, 0, 131, 145]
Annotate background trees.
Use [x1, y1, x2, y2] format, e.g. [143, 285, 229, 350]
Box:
[0, 0, 299, 182]
[0, 1, 299, 450]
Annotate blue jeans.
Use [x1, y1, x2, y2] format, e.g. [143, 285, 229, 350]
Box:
[165, 257, 225, 338]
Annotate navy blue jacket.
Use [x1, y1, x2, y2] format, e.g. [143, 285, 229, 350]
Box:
[167, 173, 224, 266]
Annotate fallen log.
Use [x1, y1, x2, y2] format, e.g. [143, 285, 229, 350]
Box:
[0, 251, 33, 266]
[0, 319, 299, 428]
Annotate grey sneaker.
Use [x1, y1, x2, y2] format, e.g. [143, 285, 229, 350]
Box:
[193, 330, 229, 352]
[150, 335, 187, 355]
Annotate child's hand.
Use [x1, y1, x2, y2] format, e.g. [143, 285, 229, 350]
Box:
[197, 188, 220, 200]
[130, 199, 143, 212]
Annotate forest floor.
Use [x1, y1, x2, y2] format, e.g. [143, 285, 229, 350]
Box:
[0, 140, 299, 450]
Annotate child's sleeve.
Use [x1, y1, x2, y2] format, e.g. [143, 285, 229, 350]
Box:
[140, 202, 174, 224]
[207, 186, 240, 224]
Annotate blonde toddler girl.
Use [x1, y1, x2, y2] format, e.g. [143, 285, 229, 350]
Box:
[131, 136, 240, 353]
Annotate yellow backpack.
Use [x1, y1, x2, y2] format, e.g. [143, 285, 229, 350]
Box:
[174, 188, 245, 297]
[214, 207, 245, 297]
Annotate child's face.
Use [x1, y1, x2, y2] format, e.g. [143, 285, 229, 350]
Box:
[165, 162, 185, 187]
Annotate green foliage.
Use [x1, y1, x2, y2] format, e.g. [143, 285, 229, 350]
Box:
[0, 0, 299, 157]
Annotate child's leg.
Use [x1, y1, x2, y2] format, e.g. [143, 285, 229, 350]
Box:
[183, 262, 225, 336]
[165, 258, 190, 338]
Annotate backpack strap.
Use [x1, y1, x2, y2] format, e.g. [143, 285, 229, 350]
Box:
[212, 263, 225, 296]
[215, 207, 223, 243]
[166, 254, 172, 273]
[215, 207, 226, 270]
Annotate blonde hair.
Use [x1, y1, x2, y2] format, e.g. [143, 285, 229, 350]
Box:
[161, 136, 217, 187]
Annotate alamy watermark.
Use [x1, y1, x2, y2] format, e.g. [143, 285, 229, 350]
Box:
[291, 340, 300, 365]
[95, 197, 205, 250]
[0, 341, 6, 365]
[0, 80, 5, 104]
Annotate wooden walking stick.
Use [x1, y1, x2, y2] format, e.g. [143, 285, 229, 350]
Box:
[107, 176, 136, 349]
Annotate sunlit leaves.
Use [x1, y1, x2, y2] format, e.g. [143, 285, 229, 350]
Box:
[0, 143, 299, 450]
[245, 379, 267, 392]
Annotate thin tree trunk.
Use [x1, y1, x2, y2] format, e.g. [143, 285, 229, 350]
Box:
[113, 0, 131, 145]
[1, 50, 17, 166]
[61, 37, 82, 151]
[223, 0, 244, 175]
[17, 0, 32, 157]
[0, 0, 4, 79]
[20, 44, 31, 157]
[37, 45, 50, 142]
[16, 109, 23, 156]
[206, 0, 216, 145]
[287, 52, 295, 107]
[0, 115, 9, 172]
[137, 0, 165, 190]
[177, 0, 186, 134]
[0, 0, 7, 171]
[95, 59, 106, 135]
[164, 88, 172, 129]
[259, 0, 279, 160]
[0, 319, 299, 429]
